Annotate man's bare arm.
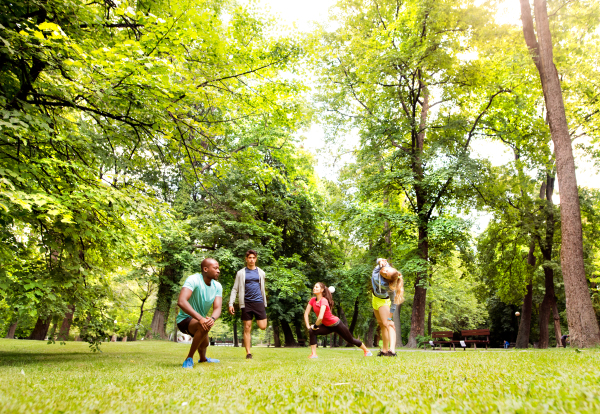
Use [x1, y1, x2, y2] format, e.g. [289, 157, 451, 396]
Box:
[212, 296, 223, 321]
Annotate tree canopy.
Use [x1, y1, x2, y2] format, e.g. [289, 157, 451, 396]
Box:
[2, 0, 600, 350]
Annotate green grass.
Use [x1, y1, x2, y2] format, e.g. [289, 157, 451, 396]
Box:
[1, 339, 600, 413]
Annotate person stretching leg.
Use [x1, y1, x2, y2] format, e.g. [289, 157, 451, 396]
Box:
[176, 258, 223, 368]
[304, 282, 372, 358]
[228, 250, 268, 359]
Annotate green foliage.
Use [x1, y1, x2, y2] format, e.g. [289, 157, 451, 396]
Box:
[429, 253, 488, 332]
[2, 0, 600, 353]
[0, 0, 308, 346]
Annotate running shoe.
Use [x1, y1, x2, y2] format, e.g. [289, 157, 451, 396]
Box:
[182, 357, 194, 368]
[308, 355, 318, 359]
[386, 352, 397, 357]
[364, 350, 373, 357]
[377, 350, 387, 357]
[246, 354, 253, 359]
[198, 357, 220, 363]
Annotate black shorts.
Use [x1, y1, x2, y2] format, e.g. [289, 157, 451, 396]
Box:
[177, 317, 194, 337]
[241, 301, 267, 321]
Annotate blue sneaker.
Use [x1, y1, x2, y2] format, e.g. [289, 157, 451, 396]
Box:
[199, 357, 220, 363]
[182, 357, 194, 369]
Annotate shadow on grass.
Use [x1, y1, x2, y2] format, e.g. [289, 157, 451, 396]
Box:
[0, 350, 151, 366]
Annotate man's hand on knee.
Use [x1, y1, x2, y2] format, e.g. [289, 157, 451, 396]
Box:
[199, 316, 214, 332]
[189, 319, 211, 336]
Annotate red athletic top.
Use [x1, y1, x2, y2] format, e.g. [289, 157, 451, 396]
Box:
[309, 297, 339, 326]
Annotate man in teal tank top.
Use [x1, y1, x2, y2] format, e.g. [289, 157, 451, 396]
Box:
[176, 258, 223, 368]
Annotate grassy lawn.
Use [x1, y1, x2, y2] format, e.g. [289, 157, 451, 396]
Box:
[1, 339, 600, 413]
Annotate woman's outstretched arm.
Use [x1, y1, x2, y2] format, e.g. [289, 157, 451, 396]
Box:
[304, 303, 312, 330]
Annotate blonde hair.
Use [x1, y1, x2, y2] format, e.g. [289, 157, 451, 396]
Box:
[383, 267, 405, 305]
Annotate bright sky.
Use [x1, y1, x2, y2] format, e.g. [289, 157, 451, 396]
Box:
[242, 0, 599, 196]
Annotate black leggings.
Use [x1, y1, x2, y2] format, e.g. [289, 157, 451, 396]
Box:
[309, 321, 363, 347]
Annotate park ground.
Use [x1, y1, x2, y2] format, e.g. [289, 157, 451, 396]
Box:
[1, 340, 600, 413]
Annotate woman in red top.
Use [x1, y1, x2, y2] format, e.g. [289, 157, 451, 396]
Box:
[303, 282, 373, 359]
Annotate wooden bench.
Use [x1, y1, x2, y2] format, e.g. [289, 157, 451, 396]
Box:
[213, 340, 234, 347]
[428, 331, 460, 351]
[460, 329, 490, 350]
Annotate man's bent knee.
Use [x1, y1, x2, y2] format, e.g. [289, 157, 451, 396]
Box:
[257, 319, 267, 330]
[188, 319, 209, 337]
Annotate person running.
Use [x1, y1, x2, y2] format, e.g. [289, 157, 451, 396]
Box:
[228, 249, 267, 359]
[372, 258, 404, 357]
[177, 258, 223, 369]
[304, 282, 373, 359]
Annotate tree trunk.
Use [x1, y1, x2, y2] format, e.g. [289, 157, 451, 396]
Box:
[538, 174, 557, 349]
[28, 317, 51, 340]
[405, 87, 430, 348]
[146, 254, 183, 340]
[346, 297, 360, 347]
[519, 0, 600, 347]
[5, 320, 18, 339]
[538, 270, 555, 349]
[394, 304, 403, 346]
[147, 309, 168, 340]
[365, 317, 376, 347]
[57, 305, 74, 341]
[280, 319, 297, 347]
[516, 244, 536, 348]
[374, 325, 381, 348]
[172, 315, 178, 343]
[133, 299, 146, 341]
[427, 302, 432, 336]
[516, 282, 533, 348]
[348, 296, 360, 335]
[272, 321, 281, 347]
[406, 227, 428, 347]
[48, 319, 58, 340]
[294, 320, 305, 342]
[552, 301, 563, 347]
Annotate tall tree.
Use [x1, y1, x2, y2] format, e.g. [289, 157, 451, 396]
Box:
[518, 0, 600, 347]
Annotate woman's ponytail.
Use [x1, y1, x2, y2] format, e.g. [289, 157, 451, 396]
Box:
[393, 274, 405, 305]
[385, 267, 405, 305]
